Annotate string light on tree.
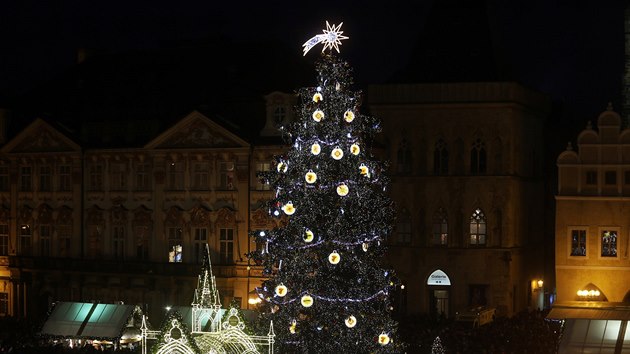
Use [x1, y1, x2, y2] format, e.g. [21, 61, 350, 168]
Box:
[248, 20, 403, 353]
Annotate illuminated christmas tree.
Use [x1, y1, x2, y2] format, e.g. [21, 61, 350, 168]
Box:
[431, 336, 445, 354]
[249, 22, 402, 353]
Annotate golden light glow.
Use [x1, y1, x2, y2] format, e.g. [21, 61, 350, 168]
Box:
[313, 92, 323, 102]
[350, 143, 360, 155]
[378, 333, 391, 345]
[305, 171, 317, 184]
[312, 109, 324, 122]
[275, 284, 288, 297]
[336, 183, 349, 196]
[304, 229, 314, 243]
[248, 297, 262, 305]
[345, 315, 357, 328]
[311, 143, 321, 155]
[344, 110, 355, 122]
[331, 147, 344, 160]
[301, 295, 314, 307]
[277, 162, 288, 173]
[328, 251, 341, 264]
[282, 202, 296, 215]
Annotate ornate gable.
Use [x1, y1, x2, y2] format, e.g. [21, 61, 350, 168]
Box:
[145, 111, 250, 150]
[1, 118, 80, 153]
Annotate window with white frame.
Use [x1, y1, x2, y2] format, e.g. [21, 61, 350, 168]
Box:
[255, 162, 271, 190]
[168, 227, 183, 262]
[220, 162, 235, 190]
[601, 229, 618, 257]
[469, 208, 487, 246]
[193, 227, 208, 263]
[192, 162, 209, 190]
[432, 208, 448, 246]
[220, 228, 234, 264]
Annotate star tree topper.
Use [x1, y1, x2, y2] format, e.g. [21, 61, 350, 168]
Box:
[302, 21, 349, 56]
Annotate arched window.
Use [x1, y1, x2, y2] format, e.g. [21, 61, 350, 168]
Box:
[397, 139, 412, 174]
[433, 138, 449, 175]
[469, 208, 487, 245]
[470, 138, 486, 175]
[432, 208, 448, 246]
[397, 208, 412, 244]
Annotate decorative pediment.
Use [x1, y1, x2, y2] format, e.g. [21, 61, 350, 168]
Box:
[1, 118, 81, 153]
[215, 207, 236, 228]
[145, 111, 250, 150]
[189, 204, 212, 227]
[165, 206, 184, 226]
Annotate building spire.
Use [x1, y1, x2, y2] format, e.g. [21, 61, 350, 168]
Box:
[191, 244, 221, 308]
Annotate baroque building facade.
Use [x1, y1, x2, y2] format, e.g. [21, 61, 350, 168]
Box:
[0, 91, 297, 322]
[367, 82, 550, 317]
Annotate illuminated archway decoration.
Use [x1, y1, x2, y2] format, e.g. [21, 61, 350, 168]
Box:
[427, 269, 451, 286]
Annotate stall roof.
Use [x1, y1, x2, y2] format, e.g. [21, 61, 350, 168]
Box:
[40, 302, 140, 339]
[547, 301, 630, 321]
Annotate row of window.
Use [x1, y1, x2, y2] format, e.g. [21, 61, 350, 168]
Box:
[0, 161, 242, 192]
[0, 224, 235, 264]
[397, 137, 489, 176]
[584, 170, 630, 186]
[570, 229, 618, 257]
[396, 208, 488, 246]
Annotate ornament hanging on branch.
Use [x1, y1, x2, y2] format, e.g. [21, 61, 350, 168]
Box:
[345, 315, 357, 328]
[350, 144, 360, 155]
[304, 229, 315, 243]
[344, 110, 355, 123]
[277, 161, 288, 173]
[313, 92, 323, 102]
[311, 143, 321, 155]
[336, 183, 349, 197]
[301, 295, 314, 307]
[331, 147, 344, 160]
[305, 170, 317, 184]
[282, 202, 296, 215]
[378, 332, 391, 346]
[328, 251, 341, 264]
[275, 284, 288, 297]
[312, 109, 324, 122]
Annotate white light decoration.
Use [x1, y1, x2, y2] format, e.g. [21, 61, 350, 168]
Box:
[359, 163, 370, 177]
[302, 21, 349, 56]
[311, 143, 321, 155]
[313, 92, 323, 102]
[331, 147, 344, 160]
[350, 143, 360, 155]
[290, 320, 297, 334]
[328, 251, 341, 264]
[312, 109, 324, 122]
[379, 332, 391, 346]
[345, 315, 357, 328]
[305, 170, 317, 184]
[304, 229, 315, 243]
[336, 183, 349, 197]
[301, 295, 314, 307]
[362, 242, 369, 252]
[277, 161, 288, 173]
[275, 284, 288, 297]
[344, 110, 355, 122]
[282, 202, 296, 215]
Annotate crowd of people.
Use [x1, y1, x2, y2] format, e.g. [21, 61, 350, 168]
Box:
[399, 309, 562, 354]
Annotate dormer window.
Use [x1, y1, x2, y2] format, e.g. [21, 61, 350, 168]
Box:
[274, 106, 286, 126]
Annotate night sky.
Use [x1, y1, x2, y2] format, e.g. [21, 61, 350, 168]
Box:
[0, 0, 628, 131]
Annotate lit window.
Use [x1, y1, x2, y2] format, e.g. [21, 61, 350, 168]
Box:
[255, 162, 271, 191]
[601, 230, 617, 257]
[469, 209, 486, 245]
[220, 162, 235, 190]
[432, 208, 448, 246]
[168, 227, 183, 262]
[570, 229, 586, 256]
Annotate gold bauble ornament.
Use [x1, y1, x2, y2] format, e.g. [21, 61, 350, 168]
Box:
[277, 162, 288, 173]
[328, 251, 341, 264]
[304, 229, 314, 243]
[311, 143, 321, 155]
[313, 92, 323, 103]
[305, 170, 317, 184]
[312, 110, 324, 122]
[301, 295, 314, 307]
[344, 110, 355, 122]
[331, 147, 344, 160]
[336, 184, 349, 197]
[275, 284, 288, 297]
[350, 144, 360, 155]
[282, 202, 296, 215]
[345, 315, 357, 328]
[378, 333, 391, 346]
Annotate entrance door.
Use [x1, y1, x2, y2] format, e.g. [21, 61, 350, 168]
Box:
[434, 289, 449, 318]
